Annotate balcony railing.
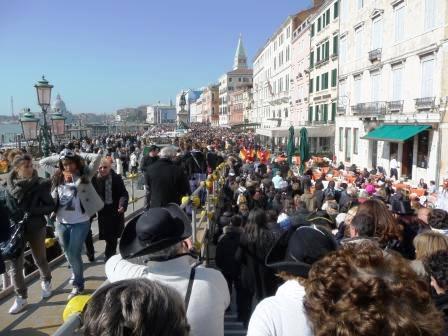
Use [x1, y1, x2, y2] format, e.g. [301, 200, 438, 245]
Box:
[386, 100, 404, 113]
[337, 105, 346, 115]
[368, 48, 382, 62]
[415, 97, 436, 110]
[351, 101, 387, 116]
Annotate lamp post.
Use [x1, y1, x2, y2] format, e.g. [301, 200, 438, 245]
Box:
[19, 108, 40, 144]
[34, 75, 54, 157]
[51, 108, 66, 151]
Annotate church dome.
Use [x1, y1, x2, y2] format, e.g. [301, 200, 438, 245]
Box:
[52, 94, 67, 114]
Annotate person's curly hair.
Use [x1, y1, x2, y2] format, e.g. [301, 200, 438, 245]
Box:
[428, 209, 448, 230]
[83, 278, 190, 336]
[357, 199, 402, 246]
[304, 241, 444, 336]
[425, 250, 448, 291]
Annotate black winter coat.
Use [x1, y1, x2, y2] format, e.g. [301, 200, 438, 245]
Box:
[144, 158, 190, 207]
[7, 175, 55, 234]
[215, 226, 243, 279]
[184, 151, 207, 176]
[92, 170, 129, 240]
[236, 231, 280, 300]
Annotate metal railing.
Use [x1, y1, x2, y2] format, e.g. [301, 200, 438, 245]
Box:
[351, 101, 387, 116]
[415, 97, 436, 110]
[386, 100, 404, 113]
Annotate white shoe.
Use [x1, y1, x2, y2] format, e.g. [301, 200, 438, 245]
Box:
[67, 287, 84, 300]
[9, 296, 28, 314]
[68, 274, 75, 286]
[41, 281, 52, 299]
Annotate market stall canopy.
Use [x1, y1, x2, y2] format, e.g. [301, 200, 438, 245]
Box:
[362, 125, 431, 142]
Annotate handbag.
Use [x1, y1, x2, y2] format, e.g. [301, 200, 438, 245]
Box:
[0, 188, 26, 260]
[0, 218, 25, 260]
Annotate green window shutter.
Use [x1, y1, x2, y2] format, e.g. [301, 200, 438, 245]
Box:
[317, 46, 321, 62]
[331, 69, 337, 87]
[334, 1, 339, 18]
[325, 41, 330, 60]
[315, 105, 319, 121]
[332, 102, 336, 120]
[309, 79, 314, 93]
[309, 106, 313, 121]
[310, 51, 314, 67]
[326, 9, 330, 25]
[323, 104, 328, 122]
[311, 23, 315, 37]
[318, 17, 321, 32]
[316, 76, 320, 91]
[333, 35, 338, 55]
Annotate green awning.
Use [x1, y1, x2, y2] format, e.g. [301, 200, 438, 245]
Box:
[362, 125, 430, 142]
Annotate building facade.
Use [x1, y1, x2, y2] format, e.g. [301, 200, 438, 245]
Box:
[291, 19, 312, 127]
[335, 0, 448, 184]
[253, 5, 321, 148]
[200, 85, 219, 125]
[146, 104, 176, 124]
[218, 36, 253, 126]
[307, 0, 339, 155]
[228, 86, 253, 125]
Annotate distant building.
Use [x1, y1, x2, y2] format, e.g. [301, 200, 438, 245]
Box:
[116, 106, 147, 123]
[146, 103, 176, 124]
[201, 85, 220, 125]
[218, 35, 253, 126]
[229, 86, 253, 125]
[51, 94, 75, 124]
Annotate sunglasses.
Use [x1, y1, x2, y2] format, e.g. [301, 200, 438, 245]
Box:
[59, 149, 75, 160]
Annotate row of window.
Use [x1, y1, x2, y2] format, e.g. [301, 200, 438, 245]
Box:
[339, 0, 438, 59]
[311, 1, 339, 37]
[309, 69, 337, 93]
[310, 35, 338, 67]
[339, 55, 435, 104]
[308, 103, 337, 123]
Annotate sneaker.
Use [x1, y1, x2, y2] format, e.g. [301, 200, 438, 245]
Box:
[41, 281, 52, 299]
[67, 287, 84, 300]
[9, 296, 28, 314]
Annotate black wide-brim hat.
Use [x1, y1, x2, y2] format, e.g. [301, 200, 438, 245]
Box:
[266, 224, 337, 278]
[119, 204, 192, 259]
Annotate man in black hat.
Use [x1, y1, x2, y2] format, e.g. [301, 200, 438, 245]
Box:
[106, 204, 230, 336]
[247, 225, 337, 336]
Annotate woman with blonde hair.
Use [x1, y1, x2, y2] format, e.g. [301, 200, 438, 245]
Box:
[411, 231, 448, 276]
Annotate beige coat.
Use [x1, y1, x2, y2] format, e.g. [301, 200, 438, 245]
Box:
[40, 153, 104, 218]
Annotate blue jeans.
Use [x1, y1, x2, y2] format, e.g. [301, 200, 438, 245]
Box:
[56, 221, 90, 290]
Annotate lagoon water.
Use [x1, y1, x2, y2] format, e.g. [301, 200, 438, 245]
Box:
[0, 123, 22, 143]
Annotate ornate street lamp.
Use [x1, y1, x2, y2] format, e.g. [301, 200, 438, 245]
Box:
[51, 108, 66, 136]
[19, 108, 40, 141]
[34, 75, 54, 157]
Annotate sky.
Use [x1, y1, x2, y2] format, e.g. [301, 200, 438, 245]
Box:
[0, 0, 313, 115]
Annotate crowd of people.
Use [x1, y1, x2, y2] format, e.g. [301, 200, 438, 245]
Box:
[1, 123, 448, 335]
